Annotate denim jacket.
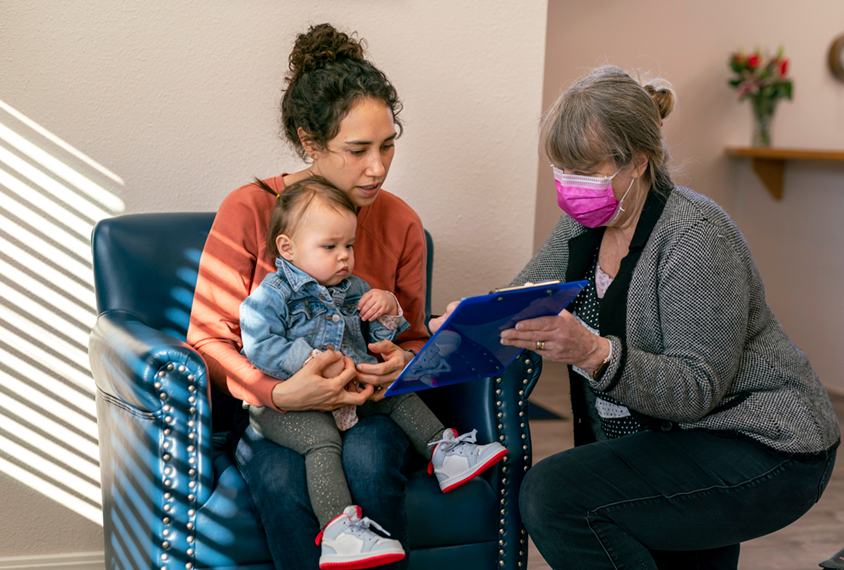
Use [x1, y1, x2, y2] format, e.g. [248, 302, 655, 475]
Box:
[241, 257, 410, 382]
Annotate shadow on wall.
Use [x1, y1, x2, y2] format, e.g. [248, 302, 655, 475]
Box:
[0, 99, 125, 525]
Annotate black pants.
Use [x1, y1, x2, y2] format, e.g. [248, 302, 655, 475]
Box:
[520, 429, 836, 569]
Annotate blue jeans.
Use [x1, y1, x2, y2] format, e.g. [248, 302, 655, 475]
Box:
[235, 414, 413, 570]
[520, 429, 836, 570]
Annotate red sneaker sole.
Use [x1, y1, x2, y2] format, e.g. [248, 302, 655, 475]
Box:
[320, 552, 405, 570]
[441, 448, 508, 493]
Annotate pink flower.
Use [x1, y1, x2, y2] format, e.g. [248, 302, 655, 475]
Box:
[736, 83, 755, 97]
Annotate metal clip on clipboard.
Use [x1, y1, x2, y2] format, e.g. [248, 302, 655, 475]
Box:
[489, 279, 561, 294]
[383, 279, 587, 397]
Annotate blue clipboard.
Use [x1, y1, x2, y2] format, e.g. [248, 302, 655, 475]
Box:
[383, 279, 587, 397]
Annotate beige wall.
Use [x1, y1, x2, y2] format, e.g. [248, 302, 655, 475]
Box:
[538, 0, 844, 394]
[0, 0, 548, 559]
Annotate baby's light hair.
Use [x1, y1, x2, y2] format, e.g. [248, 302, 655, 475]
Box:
[255, 176, 357, 259]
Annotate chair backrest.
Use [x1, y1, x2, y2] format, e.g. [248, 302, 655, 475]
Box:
[424, 229, 434, 325]
[91, 212, 434, 340]
[92, 212, 433, 432]
[91, 212, 215, 341]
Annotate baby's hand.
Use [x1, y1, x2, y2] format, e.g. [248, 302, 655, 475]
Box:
[322, 352, 346, 378]
[358, 289, 397, 321]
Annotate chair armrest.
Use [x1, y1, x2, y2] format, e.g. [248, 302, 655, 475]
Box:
[90, 311, 204, 409]
[91, 310, 213, 570]
[419, 350, 542, 570]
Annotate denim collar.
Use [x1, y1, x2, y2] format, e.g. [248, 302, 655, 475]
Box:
[275, 256, 351, 296]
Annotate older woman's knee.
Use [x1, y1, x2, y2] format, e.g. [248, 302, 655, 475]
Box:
[521, 455, 574, 526]
[519, 460, 559, 528]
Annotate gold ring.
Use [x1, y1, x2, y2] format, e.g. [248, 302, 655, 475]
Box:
[536, 341, 545, 351]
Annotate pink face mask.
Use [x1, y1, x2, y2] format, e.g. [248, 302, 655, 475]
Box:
[552, 166, 635, 228]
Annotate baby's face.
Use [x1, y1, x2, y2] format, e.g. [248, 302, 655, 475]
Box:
[284, 201, 357, 287]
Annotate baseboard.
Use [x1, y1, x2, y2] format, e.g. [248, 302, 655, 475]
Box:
[0, 552, 105, 570]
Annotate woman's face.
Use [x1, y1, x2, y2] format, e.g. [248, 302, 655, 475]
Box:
[308, 98, 397, 209]
[562, 156, 648, 228]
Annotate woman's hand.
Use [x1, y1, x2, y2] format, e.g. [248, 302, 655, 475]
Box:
[355, 340, 414, 401]
[428, 300, 461, 334]
[271, 350, 374, 412]
[499, 309, 610, 374]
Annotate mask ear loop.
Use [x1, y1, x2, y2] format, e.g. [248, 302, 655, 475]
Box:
[605, 177, 637, 227]
[617, 177, 636, 213]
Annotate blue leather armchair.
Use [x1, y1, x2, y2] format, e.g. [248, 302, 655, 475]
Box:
[89, 212, 542, 570]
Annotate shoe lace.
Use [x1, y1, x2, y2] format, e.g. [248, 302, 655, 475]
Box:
[428, 428, 477, 450]
[351, 515, 391, 538]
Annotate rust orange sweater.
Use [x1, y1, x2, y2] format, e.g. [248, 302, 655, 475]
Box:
[187, 174, 429, 409]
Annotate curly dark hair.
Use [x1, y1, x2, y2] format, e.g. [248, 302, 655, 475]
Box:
[281, 23, 403, 160]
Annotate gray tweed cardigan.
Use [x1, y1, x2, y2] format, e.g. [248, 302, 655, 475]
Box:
[515, 185, 839, 455]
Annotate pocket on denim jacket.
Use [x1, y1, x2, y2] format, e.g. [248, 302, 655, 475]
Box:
[340, 295, 361, 315]
[339, 297, 362, 332]
[288, 298, 326, 343]
[289, 298, 326, 318]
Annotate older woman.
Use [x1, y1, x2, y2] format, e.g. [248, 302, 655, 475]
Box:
[434, 65, 839, 569]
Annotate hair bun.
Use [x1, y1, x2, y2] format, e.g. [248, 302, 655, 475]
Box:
[287, 23, 366, 84]
[644, 83, 675, 120]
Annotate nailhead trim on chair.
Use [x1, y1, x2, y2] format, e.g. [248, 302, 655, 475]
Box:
[154, 362, 200, 570]
[494, 353, 539, 569]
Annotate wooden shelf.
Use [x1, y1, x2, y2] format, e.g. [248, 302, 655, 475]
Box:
[725, 147, 844, 200]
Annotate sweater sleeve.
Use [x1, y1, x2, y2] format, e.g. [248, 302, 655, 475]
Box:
[391, 210, 429, 354]
[186, 188, 280, 409]
[593, 220, 749, 423]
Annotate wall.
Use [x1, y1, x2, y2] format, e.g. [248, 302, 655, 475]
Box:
[0, 0, 548, 559]
[538, 0, 844, 394]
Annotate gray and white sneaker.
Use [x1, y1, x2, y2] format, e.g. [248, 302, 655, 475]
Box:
[428, 428, 508, 492]
[317, 506, 405, 570]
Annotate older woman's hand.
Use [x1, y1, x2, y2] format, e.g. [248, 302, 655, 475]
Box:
[499, 309, 611, 375]
[271, 350, 374, 412]
[355, 340, 415, 401]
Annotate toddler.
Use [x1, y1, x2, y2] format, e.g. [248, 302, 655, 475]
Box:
[240, 177, 507, 570]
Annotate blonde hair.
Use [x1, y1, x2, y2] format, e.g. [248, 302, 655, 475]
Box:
[540, 65, 676, 194]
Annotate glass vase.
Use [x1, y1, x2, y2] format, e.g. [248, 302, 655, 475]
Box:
[751, 98, 776, 147]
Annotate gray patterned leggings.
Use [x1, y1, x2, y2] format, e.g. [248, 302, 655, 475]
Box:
[249, 393, 444, 529]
